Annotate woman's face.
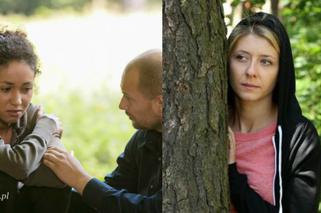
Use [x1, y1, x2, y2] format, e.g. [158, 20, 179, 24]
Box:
[0, 60, 34, 125]
[229, 34, 279, 103]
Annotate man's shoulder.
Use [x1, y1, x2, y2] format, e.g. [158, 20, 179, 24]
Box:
[130, 129, 161, 140]
[127, 129, 161, 149]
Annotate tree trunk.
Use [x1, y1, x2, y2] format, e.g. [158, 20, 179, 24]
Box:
[270, 0, 279, 17]
[163, 0, 229, 212]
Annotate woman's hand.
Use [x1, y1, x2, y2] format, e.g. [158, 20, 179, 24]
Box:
[228, 127, 236, 164]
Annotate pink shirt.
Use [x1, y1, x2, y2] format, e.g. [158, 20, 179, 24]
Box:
[234, 122, 277, 205]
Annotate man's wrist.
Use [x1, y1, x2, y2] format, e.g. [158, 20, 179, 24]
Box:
[74, 174, 92, 195]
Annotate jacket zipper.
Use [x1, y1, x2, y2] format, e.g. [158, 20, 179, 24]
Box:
[277, 126, 283, 213]
[272, 126, 283, 213]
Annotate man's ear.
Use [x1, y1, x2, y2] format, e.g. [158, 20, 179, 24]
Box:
[153, 95, 163, 115]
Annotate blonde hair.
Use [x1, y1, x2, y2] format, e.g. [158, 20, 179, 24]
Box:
[228, 24, 280, 57]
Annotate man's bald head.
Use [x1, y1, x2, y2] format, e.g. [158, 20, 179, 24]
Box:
[122, 49, 162, 99]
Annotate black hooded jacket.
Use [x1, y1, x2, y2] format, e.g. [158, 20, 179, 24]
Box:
[228, 12, 321, 213]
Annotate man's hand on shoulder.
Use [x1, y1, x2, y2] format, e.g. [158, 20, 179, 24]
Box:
[43, 147, 92, 194]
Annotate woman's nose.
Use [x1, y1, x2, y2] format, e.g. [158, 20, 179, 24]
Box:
[10, 91, 22, 106]
[245, 61, 257, 77]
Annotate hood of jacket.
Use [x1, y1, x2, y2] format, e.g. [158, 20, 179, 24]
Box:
[236, 12, 302, 132]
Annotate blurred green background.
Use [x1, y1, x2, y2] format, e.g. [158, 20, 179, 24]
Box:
[0, 0, 161, 179]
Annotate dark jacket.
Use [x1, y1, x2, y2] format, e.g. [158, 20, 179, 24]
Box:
[229, 13, 321, 213]
[82, 129, 162, 213]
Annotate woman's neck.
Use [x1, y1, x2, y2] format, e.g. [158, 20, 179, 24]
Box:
[231, 98, 277, 133]
[0, 125, 13, 144]
[0, 118, 11, 129]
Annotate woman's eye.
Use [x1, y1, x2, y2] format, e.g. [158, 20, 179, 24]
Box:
[261, 59, 272, 65]
[0, 88, 11, 93]
[22, 87, 33, 93]
[235, 54, 247, 62]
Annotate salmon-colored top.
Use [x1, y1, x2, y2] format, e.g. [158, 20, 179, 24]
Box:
[231, 122, 276, 212]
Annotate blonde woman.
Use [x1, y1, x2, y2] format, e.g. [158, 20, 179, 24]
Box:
[227, 12, 321, 213]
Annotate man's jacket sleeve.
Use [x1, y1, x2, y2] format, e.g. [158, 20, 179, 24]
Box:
[82, 178, 161, 213]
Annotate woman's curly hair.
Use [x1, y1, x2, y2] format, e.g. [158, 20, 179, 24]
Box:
[0, 27, 40, 76]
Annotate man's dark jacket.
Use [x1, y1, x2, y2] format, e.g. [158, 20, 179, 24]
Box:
[81, 129, 162, 213]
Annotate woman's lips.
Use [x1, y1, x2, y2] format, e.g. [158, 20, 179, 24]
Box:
[241, 83, 260, 89]
[6, 110, 23, 117]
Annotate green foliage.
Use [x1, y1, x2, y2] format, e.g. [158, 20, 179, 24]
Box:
[230, 0, 265, 6]
[231, 0, 241, 7]
[0, 0, 89, 15]
[229, 0, 266, 17]
[33, 89, 135, 179]
[281, 0, 321, 136]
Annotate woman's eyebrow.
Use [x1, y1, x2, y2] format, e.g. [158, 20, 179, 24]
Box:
[0, 81, 14, 85]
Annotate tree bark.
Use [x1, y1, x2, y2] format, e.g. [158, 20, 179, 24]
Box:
[270, 0, 279, 17]
[163, 0, 228, 212]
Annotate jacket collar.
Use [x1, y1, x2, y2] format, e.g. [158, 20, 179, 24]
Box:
[138, 130, 162, 154]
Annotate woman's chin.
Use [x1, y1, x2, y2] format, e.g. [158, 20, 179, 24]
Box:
[3, 117, 21, 125]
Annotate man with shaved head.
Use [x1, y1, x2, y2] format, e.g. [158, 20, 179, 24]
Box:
[44, 50, 162, 213]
